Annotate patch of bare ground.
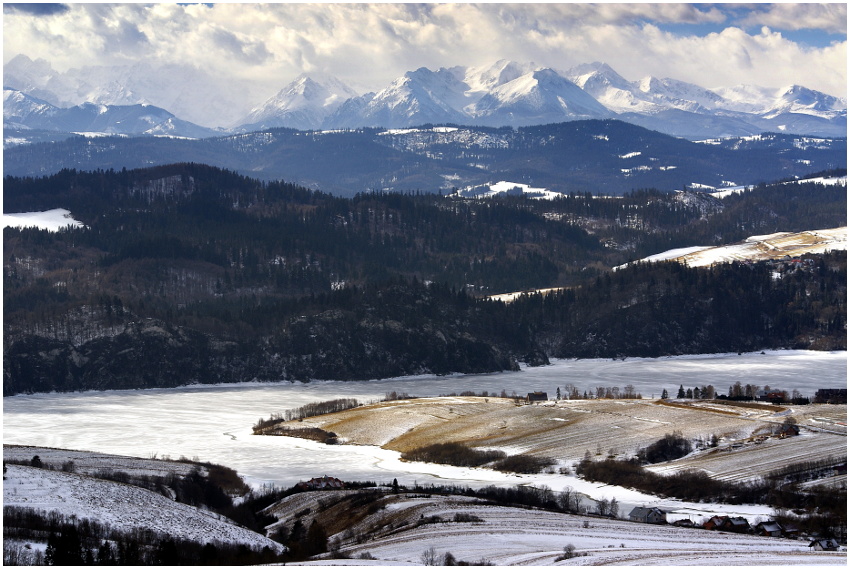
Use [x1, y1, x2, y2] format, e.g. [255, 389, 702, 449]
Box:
[262, 398, 845, 480]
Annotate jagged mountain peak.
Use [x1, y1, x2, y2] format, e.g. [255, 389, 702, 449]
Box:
[566, 61, 626, 85]
[6, 55, 847, 139]
[463, 59, 536, 93]
[471, 67, 611, 126]
[238, 73, 358, 130]
[776, 84, 845, 109]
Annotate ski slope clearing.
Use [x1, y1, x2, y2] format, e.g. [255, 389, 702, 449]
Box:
[269, 491, 844, 566]
[2, 208, 85, 232]
[3, 458, 283, 553]
[451, 180, 564, 200]
[616, 227, 846, 269]
[489, 286, 568, 303]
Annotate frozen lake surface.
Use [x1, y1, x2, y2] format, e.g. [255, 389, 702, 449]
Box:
[4, 351, 845, 497]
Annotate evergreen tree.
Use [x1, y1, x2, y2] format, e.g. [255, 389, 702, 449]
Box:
[45, 526, 84, 566]
[306, 520, 328, 556]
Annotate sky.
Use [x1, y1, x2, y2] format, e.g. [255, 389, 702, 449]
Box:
[3, 3, 847, 105]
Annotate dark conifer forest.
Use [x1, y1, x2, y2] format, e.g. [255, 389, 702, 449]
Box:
[3, 163, 846, 394]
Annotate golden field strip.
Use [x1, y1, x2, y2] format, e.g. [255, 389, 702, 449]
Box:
[271, 396, 846, 481]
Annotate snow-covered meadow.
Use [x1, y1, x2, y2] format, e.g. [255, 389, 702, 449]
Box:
[3, 353, 846, 565]
[615, 227, 846, 269]
[2, 208, 85, 232]
[3, 463, 283, 552]
[278, 492, 844, 566]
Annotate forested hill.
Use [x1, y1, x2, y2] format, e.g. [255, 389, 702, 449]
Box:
[4, 120, 846, 197]
[3, 163, 846, 394]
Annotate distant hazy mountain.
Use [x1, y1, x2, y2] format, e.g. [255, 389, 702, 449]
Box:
[3, 88, 220, 140]
[4, 54, 264, 127]
[563, 61, 846, 138]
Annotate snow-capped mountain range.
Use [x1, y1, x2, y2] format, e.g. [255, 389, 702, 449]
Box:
[4, 55, 846, 140]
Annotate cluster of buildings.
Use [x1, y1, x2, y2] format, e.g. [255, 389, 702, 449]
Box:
[628, 508, 841, 551]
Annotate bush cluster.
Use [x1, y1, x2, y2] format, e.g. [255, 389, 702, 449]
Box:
[265, 426, 339, 444]
[635, 431, 692, 464]
[254, 398, 360, 432]
[401, 442, 506, 468]
[492, 455, 557, 474]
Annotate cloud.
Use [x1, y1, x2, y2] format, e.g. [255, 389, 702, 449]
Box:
[3, 2, 846, 117]
[4, 3, 69, 16]
[207, 28, 271, 64]
[736, 4, 846, 34]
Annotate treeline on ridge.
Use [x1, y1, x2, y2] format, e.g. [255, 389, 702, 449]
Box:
[3, 164, 846, 394]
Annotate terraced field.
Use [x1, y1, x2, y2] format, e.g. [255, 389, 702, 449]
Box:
[282, 397, 846, 480]
[266, 490, 844, 566]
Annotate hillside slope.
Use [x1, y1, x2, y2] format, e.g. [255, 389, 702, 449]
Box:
[264, 396, 847, 482]
[261, 489, 844, 565]
[3, 463, 282, 552]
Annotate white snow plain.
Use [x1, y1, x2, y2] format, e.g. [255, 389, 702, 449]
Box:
[2, 208, 85, 232]
[4, 353, 845, 519]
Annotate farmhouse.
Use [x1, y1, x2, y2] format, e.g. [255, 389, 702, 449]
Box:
[757, 389, 787, 403]
[297, 475, 345, 490]
[755, 521, 783, 537]
[808, 538, 840, 551]
[526, 391, 548, 403]
[721, 516, 751, 533]
[774, 422, 800, 438]
[703, 515, 750, 533]
[628, 506, 667, 524]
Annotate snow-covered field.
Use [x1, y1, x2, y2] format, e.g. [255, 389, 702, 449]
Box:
[275, 394, 845, 524]
[709, 175, 846, 198]
[3, 445, 199, 479]
[2, 462, 283, 552]
[2, 208, 85, 232]
[4, 353, 844, 495]
[3, 352, 846, 565]
[616, 227, 846, 269]
[272, 491, 845, 566]
[452, 180, 565, 200]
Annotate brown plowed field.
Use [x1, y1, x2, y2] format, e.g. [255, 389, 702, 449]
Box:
[273, 397, 846, 479]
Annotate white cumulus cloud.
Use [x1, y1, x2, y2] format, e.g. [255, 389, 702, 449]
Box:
[2, 2, 846, 124]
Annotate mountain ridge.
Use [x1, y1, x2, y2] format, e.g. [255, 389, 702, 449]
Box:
[4, 120, 845, 197]
[5, 56, 845, 139]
